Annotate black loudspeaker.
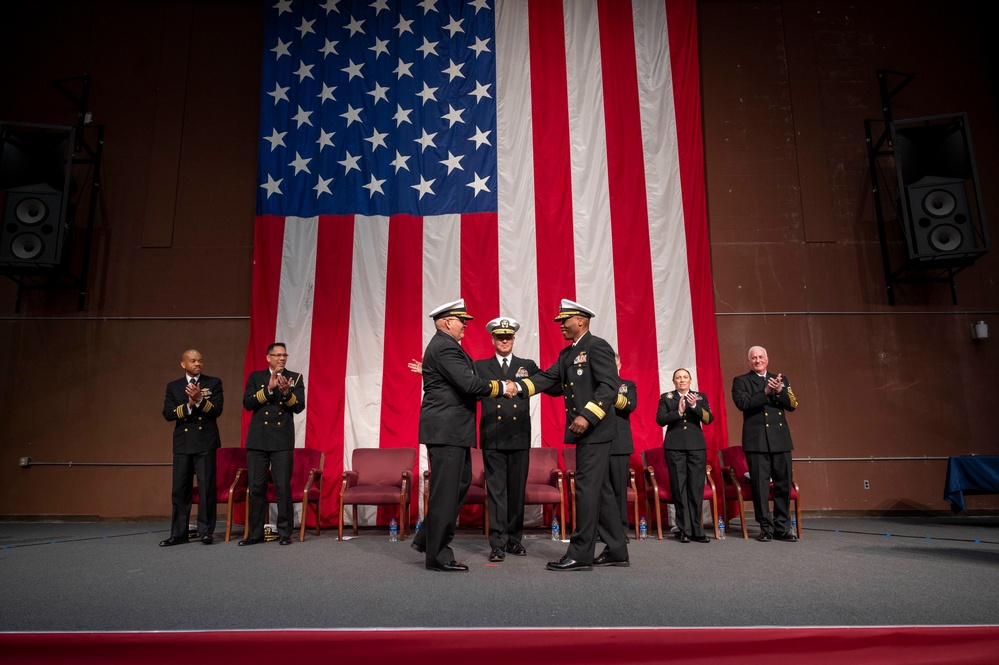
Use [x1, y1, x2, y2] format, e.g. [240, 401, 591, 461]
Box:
[0, 124, 75, 272]
[0, 186, 71, 267]
[902, 177, 975, 256]
[891, 114, 988, 264]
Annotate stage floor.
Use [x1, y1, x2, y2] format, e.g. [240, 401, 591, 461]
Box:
[1, 516, 997, 632]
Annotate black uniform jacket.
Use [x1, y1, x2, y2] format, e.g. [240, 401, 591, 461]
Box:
[163, 374, 223, 454]
[656, 389, 712, 451]
[517, 331, 623, 445]
[731, 371, 797, 453]
[419, 330, 501, 446]
[612, 378, 637, 455]
[242, 369, 305, 451]
[474, 355, 539, 450]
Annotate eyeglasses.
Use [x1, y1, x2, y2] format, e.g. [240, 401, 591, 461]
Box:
[268, 353, 289, 358]
[445, 317, 466, 327]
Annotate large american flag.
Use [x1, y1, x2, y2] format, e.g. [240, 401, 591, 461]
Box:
[247, 0, 727, 529]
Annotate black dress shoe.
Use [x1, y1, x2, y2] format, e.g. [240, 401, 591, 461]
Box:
[505, 543, 527, 556]
[674, 532, 690, 543]
[238, 537, 265, 546]
[427, 561, 469, 572]
[691, 535, 710, 544]
[279, 536, 293, 545]
[200, 534, 214, 545]
[774, 531, 798, 542]
[756, 532, 773, 542]
[159, 536, 188, 547]
[489, 547, 506, 562]
[593, 552, 630, 567]
[410, 541, 426, 553]
[546, 556, 593, 572]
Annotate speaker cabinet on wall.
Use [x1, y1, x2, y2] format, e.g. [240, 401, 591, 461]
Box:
[890, 114, 989, 266]
[0, 123, 75, 273]
[0, 186, 71, 268]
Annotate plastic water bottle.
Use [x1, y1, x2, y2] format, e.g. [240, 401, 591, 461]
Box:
[389, 518, 399, 542]
[791, 516, 797, 534]
[639, 516, 648, 540]
[717, 518, 726, 540]
[414, 517, 422, 535]
[551, 517, 560, 541]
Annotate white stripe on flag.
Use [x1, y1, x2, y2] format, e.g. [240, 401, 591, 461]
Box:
[565, 1, 618, 351]
[344, 216, 390, 526]
[277, 217, 318, 450]
[495, 0, 542, 447]
[634, 0, 698, 392]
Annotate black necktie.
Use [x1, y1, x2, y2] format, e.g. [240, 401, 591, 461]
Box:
[189, 378, 198, 385]
[502, 358, 508, 376]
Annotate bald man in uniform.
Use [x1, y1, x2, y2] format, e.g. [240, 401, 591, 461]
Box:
[160, 349, 223, 546]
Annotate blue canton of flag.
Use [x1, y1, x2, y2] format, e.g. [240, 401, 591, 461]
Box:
[258, 0, 497, 217]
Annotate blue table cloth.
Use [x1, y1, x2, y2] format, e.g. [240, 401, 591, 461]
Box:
[944, 456, 999, 512]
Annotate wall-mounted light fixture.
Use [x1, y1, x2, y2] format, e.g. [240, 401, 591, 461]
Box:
[971, 320, 988, 340]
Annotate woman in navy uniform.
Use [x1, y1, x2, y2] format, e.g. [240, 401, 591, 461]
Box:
[656, 368, 713, 543]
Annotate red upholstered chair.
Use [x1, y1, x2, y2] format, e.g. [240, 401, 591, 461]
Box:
[563, 448, 639, 539]
[719, 445, 802, 540]
[339, 447, 416, 541]
[265, 447, 325, 542]
[192, 447, 248, 542]
[422, 447, 488, 535]
[524, 447, 565, 533]
[641, 447, 720, 540]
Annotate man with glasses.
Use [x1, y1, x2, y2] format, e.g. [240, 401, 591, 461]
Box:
[240, 342, 305, 547]
[412, 299, 515, 572]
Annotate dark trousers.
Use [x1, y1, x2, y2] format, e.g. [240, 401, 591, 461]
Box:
[666, 448, 707, 538]
[483, 448, 529, 550]
[246, 448, 294, 539]
[572, 443, 627, 563]
[607, 453, 632, 535]
[170, 449, 217, 538]
[745, 450, 793, 535]
[415, 444, 471, 567]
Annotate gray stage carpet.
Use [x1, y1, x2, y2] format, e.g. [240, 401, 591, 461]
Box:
[1, 516, 997, 632]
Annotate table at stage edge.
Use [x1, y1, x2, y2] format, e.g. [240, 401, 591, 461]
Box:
[944, 455, 999, 512]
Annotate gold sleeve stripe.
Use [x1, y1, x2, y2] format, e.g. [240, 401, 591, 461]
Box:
[175, 405, 185, 419]
[488, 380, 500, 398]
[256, 389, 268, 404]
[522, 379, 536, 397]
[285, 394, 297, 407]
[787, 388, 798, 409]
[615, 394, 628, 410]
[701, 410, 712, 424]
[584, 402, 606, 420]
[202, 401, 213, 413]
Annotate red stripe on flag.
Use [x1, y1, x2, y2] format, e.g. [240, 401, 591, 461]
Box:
[307, 215, 354, 527]
[666, 0, 729, 461]
[597, 0, 661, 456]
[379, 215, 424, 523]
[459, 213, 500, 363]
[243, 215, 286, 441]
[459, 212, 499, 528]
[529, 0, 574, 451]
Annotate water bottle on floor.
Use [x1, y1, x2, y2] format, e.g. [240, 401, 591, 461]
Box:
[639, 516, 648, 540]
[718, 518, 726, 540]
[791, 515, 797, 534]
[551, 517, 560, 541]
[414, 517, 422, 536]
[389, 518, 399, 542]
